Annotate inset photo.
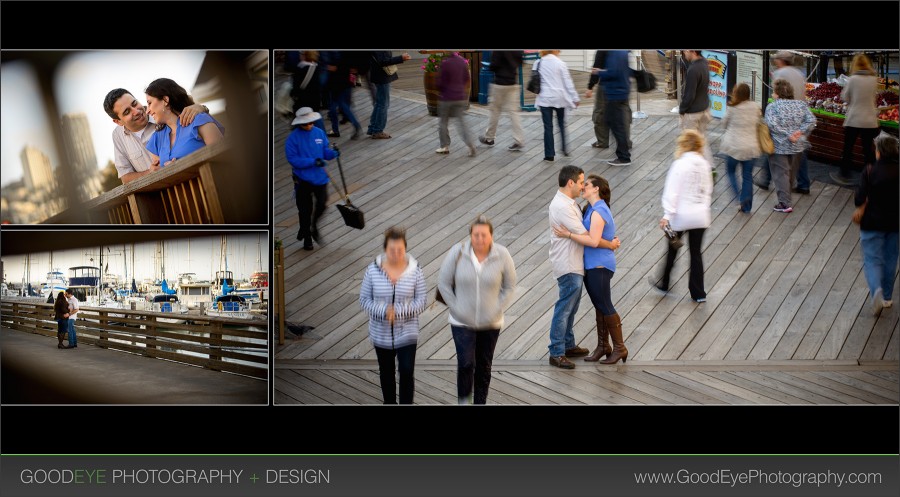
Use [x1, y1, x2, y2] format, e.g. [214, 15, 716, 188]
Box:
[1, 231, 269, 404]
[1, 50, 268, 224]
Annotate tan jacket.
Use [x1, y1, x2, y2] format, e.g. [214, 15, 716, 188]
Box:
[842, 72, 878, 128]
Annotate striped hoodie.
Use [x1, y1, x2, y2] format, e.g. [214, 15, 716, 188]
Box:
[359, 253, 427, 350]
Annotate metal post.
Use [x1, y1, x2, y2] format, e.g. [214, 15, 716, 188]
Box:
[671, 50, 682, 114]
[751, 70, 757, 103]
[633, 51, 647, 119]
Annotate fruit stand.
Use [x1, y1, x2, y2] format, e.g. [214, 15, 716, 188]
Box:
[805, 80, 899, 167]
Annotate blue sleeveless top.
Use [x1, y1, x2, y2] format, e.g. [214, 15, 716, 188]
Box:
[583, 199, 616, 272]
[146, 113, 224, 166]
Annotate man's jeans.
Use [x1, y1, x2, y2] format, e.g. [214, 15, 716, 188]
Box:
[67, 318, 77, 347]
[368, 83, 391, 134]
[860, 230, 899, 302]
[548, 273, 583, 357]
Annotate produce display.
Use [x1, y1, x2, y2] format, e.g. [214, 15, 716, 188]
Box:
[804, 82, 899, 124]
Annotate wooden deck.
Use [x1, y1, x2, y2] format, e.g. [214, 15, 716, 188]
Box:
[273, 66, 899, 405]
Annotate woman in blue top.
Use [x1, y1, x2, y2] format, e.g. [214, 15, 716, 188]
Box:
[145, 78, 224, 167]
[553, 174, 625, 364]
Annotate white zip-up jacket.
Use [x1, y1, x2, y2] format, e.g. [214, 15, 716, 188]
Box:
[661, 151, 713, 231]
[359, 254, 427, 349]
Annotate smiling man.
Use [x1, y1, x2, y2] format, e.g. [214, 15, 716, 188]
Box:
[103, 88, 207, 184]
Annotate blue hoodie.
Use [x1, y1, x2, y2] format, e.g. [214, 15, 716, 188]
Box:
[598, 50, 631, 102]
[285, 126, 336, 186]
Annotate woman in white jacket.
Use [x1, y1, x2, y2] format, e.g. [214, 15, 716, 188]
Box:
[652, 130, 714, 303]
[359, 227, 427, 404]
[438, 215, 517, 404]
[534, 50, 580, 162]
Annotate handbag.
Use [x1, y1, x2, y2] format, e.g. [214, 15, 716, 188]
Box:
[435, 244, 463, 305]
[526, 59, 541, 94]
[382, 64, 399, 76]
[325, 145, 365, 230]
[757, 120, 775, 155]
[632, 68, 657, 93]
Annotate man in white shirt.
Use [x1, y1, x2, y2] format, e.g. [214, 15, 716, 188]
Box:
[65, 288, 79, 348]
[547, 165, 589, 368]
[103, 88, 208, 184]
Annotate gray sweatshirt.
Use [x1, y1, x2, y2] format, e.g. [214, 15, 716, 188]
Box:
[437, 241, 517, 330]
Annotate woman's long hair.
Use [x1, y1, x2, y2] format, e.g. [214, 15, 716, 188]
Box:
[850, 54, 874, 75]
[728, 82, 751, 107]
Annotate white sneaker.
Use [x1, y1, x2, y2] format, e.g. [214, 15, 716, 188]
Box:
[883, 300, 893, 308]
[435, 147, 449, 154]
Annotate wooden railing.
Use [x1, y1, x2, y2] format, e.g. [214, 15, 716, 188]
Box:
[1, 300, 267, 379]
[43, 140, 264, 224]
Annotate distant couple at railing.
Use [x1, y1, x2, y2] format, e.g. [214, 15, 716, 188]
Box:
[103, 78, 225, 185]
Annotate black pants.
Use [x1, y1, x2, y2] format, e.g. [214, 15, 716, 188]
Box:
[660, 228, 706, 300]
[584, 267, 616, 315]
[840, 127, 878, 178]
[294, 176, 327, 240]
[451, 326, 500, 404]
[605, 99, 631, 161]
[374, 344, 416, 404]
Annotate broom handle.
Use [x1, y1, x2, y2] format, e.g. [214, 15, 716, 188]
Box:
[332, 144, 351, 199]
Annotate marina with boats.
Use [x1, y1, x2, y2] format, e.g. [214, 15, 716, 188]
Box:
[2, 234, 269, 323]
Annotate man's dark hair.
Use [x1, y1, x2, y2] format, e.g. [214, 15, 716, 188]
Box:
[103, 88, 131, 120]
[558, 165, 584, 187]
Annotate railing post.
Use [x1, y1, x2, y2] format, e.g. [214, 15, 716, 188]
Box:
[276, 242, 286, 346]
[145, 316, 157, 357]
[209, 320, 223, 371]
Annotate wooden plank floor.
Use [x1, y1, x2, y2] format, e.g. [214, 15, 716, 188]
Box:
[273, 66, 899, 405]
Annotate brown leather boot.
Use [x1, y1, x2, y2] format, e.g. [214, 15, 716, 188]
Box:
[584, 310, 612, 362]
[600, 313, 627, 364]
[57, 333, 68, 349]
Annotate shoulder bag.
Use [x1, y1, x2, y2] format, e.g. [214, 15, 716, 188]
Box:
[526, 59, 541, 94]
[757, 120, 775, 155]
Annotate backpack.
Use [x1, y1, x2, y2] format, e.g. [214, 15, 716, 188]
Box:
[632, 69, 657, 93]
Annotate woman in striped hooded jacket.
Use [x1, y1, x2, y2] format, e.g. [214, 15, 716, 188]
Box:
[359, 227, 427, 404]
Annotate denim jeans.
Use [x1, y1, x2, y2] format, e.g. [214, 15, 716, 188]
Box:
[539, 106, 567, 159]
[860, 230, 899, 301]
[67, 319, 77, 347]
[548, 273, 583, 357]
[368, 83, 391, 134]
[327, 88, 360, 133]
[725, 155, 756, 211]
[451, 326, 500, 404]
[374, 344, 416, 404]
[584, 267, 616, 315]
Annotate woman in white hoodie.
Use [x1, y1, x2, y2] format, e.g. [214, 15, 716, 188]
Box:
[534, 50, 580, 162]
[359, 227, 427, 404]
[652, 130, 714, 303]
[438, 216, 517, 404]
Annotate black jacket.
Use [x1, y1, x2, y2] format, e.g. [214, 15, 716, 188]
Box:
[489, 50, 523, 86]
[680, 57, 710, 115]
[290, 63, 323, 112]
[856, 159, 900, 232]
[369, 51, 405, 85]
[587, 50, 608, 90]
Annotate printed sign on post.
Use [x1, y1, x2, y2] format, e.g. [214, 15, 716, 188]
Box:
[735, 51, 764, 107]
[702, 50, 728, 119]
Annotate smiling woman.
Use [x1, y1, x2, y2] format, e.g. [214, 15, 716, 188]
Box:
[144, 78, 225, 167]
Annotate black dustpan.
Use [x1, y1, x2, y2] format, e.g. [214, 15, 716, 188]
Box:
[328, 144, 365, 230]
